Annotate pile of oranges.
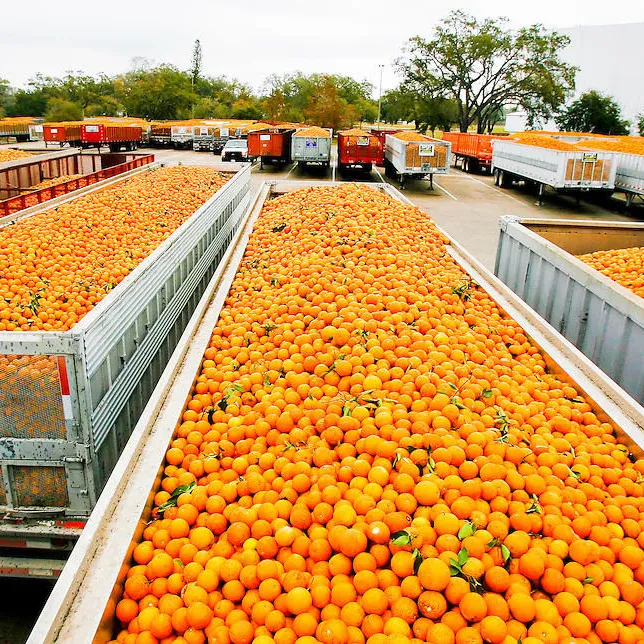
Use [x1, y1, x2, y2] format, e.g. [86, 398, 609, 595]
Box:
[0, 148, 32, 162]
[393, 131, 435, 143]
[25, 173, 84, 192]
[0, 166, 228, 332]
[577, 246, 644, 298]
[111, 185, 644, 644]
[294, 128, 332, 139]
[511, 135, 578, 152]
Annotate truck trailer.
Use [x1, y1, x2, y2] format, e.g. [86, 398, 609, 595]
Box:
[442, 132, 508, 173]
[0, 151, 154, 217]
[80, 124, 143, 152]
[27, 180, 644, 642]
[0, 163, 252, 578]
[247, 128, 295, 168]
[491, 139, 616, 204]
[495, 216, 644, 404]
[337, 129, 383, 172]
[291, 127, 332, 168]
[43, 124, 82, 148]
[384, 132, 451, 187]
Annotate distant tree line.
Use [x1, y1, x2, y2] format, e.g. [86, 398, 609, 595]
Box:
[0, 18, 640, 135]
[0, 42, 377, 130]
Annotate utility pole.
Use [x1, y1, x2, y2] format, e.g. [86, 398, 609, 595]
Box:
[376, 64, 385, 130]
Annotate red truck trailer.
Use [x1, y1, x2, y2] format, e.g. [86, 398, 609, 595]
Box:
[247, 128, 295, 168]
[337, 129, 383, 172]
[80, 124, 143, 152]
[442, 132, 508, 173]
[43, 123, 82, 147]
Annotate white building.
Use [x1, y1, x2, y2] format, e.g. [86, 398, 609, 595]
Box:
[559, 22, 644, 125]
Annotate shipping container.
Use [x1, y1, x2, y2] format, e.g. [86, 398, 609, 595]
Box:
[442, 132, 508, 173]
[247, 128, 295, 168]
[43, 124, 82, 147]
[170, 125, 194, 149]
[384, 132, 451, 187]
[0, 163, 252, 578]
[0, 151, 154, 217]
[337, 130, 383, 171]
[495, 216, 644, 403]
[492, 140, 617, 204]
[80, 124, 143, 152]
[28, 179, 644, 642]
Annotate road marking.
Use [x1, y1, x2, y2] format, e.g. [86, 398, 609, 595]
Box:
[433, 180, 458, 201]
[461, 173, 528, 206]
[284, 163, 298, 179]
[373, 167, 385, 184]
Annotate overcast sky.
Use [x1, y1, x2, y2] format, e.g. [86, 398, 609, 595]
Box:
[2, 0, 643, 95]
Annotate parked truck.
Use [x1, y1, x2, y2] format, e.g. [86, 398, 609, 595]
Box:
[491, 139, 617, 204]
[337, 129, 383, 172]
[0, 163, 252, 578]
[247, 127, 295, 168]
[291, 127, 332, 168]
[0, 150, 154, 217]
[28, 179, 644, 642]
[442, 132, 508, 173]
[495, 216, 644, 404]
[43, 123, 82, 147]
[384, 132, 451, 187]
[80, 124, 142, 152]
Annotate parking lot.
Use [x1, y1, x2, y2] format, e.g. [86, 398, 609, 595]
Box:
[147, 144, 639, 269]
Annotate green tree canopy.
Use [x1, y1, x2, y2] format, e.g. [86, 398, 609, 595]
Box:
[116, 65, 196, 120]
[556, 91, 630, 134]
[381, 86, 458, 134]
[399, 11, 576, 133]
[639, 113, 644, 136]
[44, 98, 83, 122]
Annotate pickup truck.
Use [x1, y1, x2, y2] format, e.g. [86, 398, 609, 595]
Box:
[221, 138, 249, 162]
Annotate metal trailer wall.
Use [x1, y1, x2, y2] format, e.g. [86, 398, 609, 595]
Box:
[0, 164, 252, 538]
[170, 126, 194, 149]
[0, 151, 147, 200]
[291, 135, 332, 164]
[609, 151, 644, 203]
[28, 180, 644, 642]
[491, 140, 616, 190]
[495, 216, 644, 404]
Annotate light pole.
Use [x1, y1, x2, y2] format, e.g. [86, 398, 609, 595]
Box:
[376, 64, 385, 130]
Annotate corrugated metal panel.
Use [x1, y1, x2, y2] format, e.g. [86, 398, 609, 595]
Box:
[496, 216, 644, 404]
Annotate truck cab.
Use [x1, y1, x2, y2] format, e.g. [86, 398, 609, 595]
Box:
[221, 139, 248, 162]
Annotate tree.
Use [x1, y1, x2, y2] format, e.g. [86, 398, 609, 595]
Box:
[399, 11, 576, 132]
[191, 40, 203, 86]
[261, 73, 374, 125]
[44, 98, 83, 122]
[116, 65, 196, 119]
[637, 112, 644, 136]
[381, 86, 458, 134]
[556, 91, 630, 135]
[302, 77, 355, 130]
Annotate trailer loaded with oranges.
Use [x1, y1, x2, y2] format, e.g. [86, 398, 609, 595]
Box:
[28, 180, 644, 644]
[0, 163, 251, 578]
